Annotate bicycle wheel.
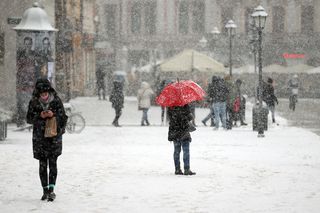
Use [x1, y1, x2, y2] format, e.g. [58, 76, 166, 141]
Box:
[66, 113, 85, 133]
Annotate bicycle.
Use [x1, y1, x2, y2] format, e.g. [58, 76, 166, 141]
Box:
[63, 103, 86, 133]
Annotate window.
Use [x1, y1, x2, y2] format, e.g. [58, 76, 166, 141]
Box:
[145, 1, 157, 35]
[131, 2, 142, 34]
[191, 1, 205, 33]
[179, 0, 205, 34]
[105, 4, 117, 38]
[272, 6, 285, 33]
[179, 1, 189, 34]
[301, 5, 314, 34]
[0, 32, 4, 64]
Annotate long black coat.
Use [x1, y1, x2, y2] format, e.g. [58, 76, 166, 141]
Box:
[262, 83, 278, 107]
[109, 81, 124, 109]
[27, 90, 67, 160]
[167, 105, 193, 142]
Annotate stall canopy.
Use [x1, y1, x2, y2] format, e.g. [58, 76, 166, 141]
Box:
[159, 49, 225, 73]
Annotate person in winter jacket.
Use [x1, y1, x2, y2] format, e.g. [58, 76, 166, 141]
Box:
[208, 76, 229, 129]
[109, 81, 124, 127]
[157, 79, 171, 125]
[168, 104, 196, 175]
[224, 75, 236, 129]
[26, 78, 68, 202]
[262, 77, 278, 123]
[234, 79, 247, 126]
[287, 74, 299, 111]
[137, 81, 154, 126]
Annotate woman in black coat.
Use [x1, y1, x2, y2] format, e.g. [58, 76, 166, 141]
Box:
[262, 78, 278, 123]
[109, 81, 124, 127]
[168, 104, 196, 175]
[27, 78, 68, 201]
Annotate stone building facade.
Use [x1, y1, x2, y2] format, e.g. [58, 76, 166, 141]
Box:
[96, 0, 320, 78]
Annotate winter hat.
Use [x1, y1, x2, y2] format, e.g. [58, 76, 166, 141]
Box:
[235, 79, 242, 85]
[36, 78, 52, 93]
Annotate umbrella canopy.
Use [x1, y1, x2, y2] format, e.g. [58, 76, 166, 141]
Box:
[155, 80, 206, 107]
[159, 49, 225, 73]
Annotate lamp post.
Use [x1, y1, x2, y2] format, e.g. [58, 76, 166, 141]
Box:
[251, 5, 268, 137]
[225, 20, 237, 77]
[13, 2, 57, 127]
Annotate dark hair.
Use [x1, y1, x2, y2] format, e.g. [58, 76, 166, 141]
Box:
[267, 78, 273, 84]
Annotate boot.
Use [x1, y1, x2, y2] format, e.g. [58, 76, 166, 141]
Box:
[184, 169, 196, 175]
[141, 121, 145, 126]
[47, 192, 56, 202]
[41, 187, 49, 201]
[201, 120, 207, 126]
[146, 120, 150, 126]
[47, 185, 56, 202]
[175, 168, 183, 175]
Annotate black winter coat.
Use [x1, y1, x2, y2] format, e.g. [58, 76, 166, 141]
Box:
[167, 105, 193, 142]
[27, 92, 68, 160]
[262, 83, 278, 107]
[109, 82, 124, 109]
[208, 77, 229, 103]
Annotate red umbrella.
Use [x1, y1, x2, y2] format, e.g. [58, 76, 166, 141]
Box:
[156, 80, 206, 107]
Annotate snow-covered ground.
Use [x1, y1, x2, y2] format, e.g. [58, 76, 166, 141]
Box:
[1, 97, 320, 213]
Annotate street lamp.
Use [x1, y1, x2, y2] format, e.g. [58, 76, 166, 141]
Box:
[251, 5, 268, 137]
[13, 2, 57, 127]
[225, 20, 237, 77]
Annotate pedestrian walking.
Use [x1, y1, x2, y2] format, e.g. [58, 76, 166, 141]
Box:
[208, 76, 229, 130]
[168, 104, 196, 175]
[26, 78, 68, 202]
[234, 79, 247, 126]
[156, 80, 171, 125]
[224, 75, 236, 129]
[109, 81, 124, 127]
[262, 77, 278, 123]
[201, 82, 215, 127]
[287, 74, 299, 111]
[137, 81, 154, 126]
[96, 67, 106, 100]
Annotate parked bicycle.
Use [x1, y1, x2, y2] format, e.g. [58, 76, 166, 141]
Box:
[63, 103, 85, 133]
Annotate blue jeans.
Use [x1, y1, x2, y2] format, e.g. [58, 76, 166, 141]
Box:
[202, 105, 214, 123]
[173, 139, 190, 170]
[213, 102, 227, 129]
[141, 108, 149, 122]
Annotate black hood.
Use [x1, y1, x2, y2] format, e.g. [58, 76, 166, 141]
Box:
[33, 78, 56, 97]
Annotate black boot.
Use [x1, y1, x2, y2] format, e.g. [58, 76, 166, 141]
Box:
[184, 169, 196, 175]
[141, 121, 145, 126]
[47, 186, 56, 202]
[175, 168, 183, 175]
[146, 120, 150, 126]
[41, 187, 49, 201]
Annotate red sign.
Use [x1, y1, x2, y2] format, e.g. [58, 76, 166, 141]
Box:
[283, 53, 305, 59]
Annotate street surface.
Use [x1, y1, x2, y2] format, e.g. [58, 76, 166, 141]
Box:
[276, 98, 320, 136]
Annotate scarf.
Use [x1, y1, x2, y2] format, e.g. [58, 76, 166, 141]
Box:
[39, 93, 54, 110]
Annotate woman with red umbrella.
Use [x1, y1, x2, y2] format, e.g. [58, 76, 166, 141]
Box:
[156, 80, 205, 175]
[167, 104, 196, 175]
